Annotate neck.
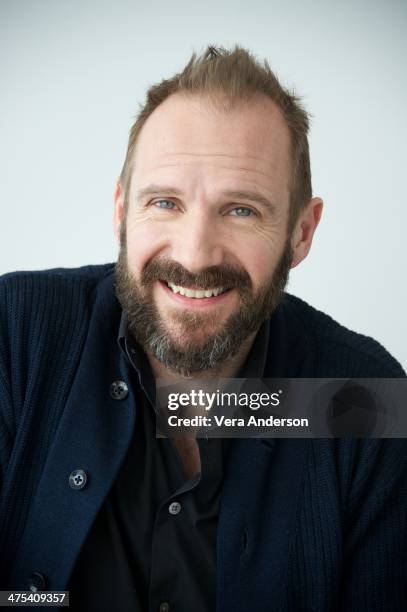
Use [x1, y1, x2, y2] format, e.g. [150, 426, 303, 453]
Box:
[147, 331, 258, 382]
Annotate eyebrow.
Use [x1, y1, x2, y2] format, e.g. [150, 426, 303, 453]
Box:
[135, 185, 183, 200]
[135, 185, 276, 213]
[222, 190, 276, 213]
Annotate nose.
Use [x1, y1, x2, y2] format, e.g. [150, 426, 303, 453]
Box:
[170, 209, 225, 273]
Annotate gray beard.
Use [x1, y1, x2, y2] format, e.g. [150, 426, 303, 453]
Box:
[115, 242, 292, 377]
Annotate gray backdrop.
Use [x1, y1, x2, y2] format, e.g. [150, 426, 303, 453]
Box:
[1, 0, 406, 368]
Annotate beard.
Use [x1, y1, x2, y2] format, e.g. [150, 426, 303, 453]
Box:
[115, 238, 293, 377]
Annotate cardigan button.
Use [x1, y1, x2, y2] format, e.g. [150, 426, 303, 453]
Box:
[168, 501, 182, 515]
[109, 380, 129, 400]
[28, 572, 46, 592]
[69, 469, 88, 490]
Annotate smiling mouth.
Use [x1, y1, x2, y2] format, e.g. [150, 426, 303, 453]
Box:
[165, 281, 230, 299]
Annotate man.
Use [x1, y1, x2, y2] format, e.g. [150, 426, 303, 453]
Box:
[0, 46, 406, 611]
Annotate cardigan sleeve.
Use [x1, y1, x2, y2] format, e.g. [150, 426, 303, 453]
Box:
[0, 276, 13, 494]
[339, 437, 407, 611]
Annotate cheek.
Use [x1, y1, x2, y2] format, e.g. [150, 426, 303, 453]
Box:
[125, 214, 169, 276]
[236, 230, 286, 290]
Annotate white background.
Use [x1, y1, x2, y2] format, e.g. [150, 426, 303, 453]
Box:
[1, 0, 406, 368]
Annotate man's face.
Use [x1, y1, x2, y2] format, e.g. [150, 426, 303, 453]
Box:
[115, 93, 295, 375]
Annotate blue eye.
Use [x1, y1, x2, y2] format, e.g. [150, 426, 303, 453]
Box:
[154, 199, 176, 209]
[231, 207, 254, 217]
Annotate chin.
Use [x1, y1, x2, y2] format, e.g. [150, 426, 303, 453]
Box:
[166, 325, 220, 348]
[159, 309, 228, 336]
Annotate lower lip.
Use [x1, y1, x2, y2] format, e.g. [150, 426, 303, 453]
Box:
[159, 281, 232, 308]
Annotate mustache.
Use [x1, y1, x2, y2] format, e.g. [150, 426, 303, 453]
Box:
[141, 258, 253, 291]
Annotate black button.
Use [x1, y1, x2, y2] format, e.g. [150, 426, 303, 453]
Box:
[69, 469, 87, 490]
[159, 603, 170, 612]
[28, 572, 46, 592]
[109, 380, 129, 400]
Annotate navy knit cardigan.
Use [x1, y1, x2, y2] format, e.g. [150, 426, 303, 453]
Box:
[0, 264, 406, 611]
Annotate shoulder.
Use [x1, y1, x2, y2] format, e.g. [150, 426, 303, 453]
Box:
[0, 262, 116, 377]
[0, 262, 115, 317]
[282, 293, 405, 377]
[0, 261, 116, 356]
[0, 262, 117, 430]
[0, 262, 115, 295]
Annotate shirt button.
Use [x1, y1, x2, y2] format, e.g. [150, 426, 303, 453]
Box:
[69, 469, 88, 490]
[168, 501, 181, 515]
[159, 603, 170, 612]
[28, 572, 46, 592]
[109, 380, 129, 400]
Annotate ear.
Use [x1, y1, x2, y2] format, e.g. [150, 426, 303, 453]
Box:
[113, 180, 125, 245]
[290, 197, 323, 269]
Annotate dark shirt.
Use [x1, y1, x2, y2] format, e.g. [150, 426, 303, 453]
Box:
[67, 315, 270, 611]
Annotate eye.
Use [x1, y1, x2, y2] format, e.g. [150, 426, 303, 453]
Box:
[229, 206, 255, 217]
[153, 199, 177, 210]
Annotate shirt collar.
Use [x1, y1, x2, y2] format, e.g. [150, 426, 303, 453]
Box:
[118, 312, 156, 405]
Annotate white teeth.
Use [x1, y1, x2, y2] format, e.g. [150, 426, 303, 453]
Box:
[167, 282, 225, 299]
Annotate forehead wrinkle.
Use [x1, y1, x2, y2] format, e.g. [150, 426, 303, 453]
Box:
[140, 161, 278, 180]
[152, 150, 275, 162]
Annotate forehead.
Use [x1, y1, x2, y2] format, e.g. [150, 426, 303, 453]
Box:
[131, 92, 292, 199]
